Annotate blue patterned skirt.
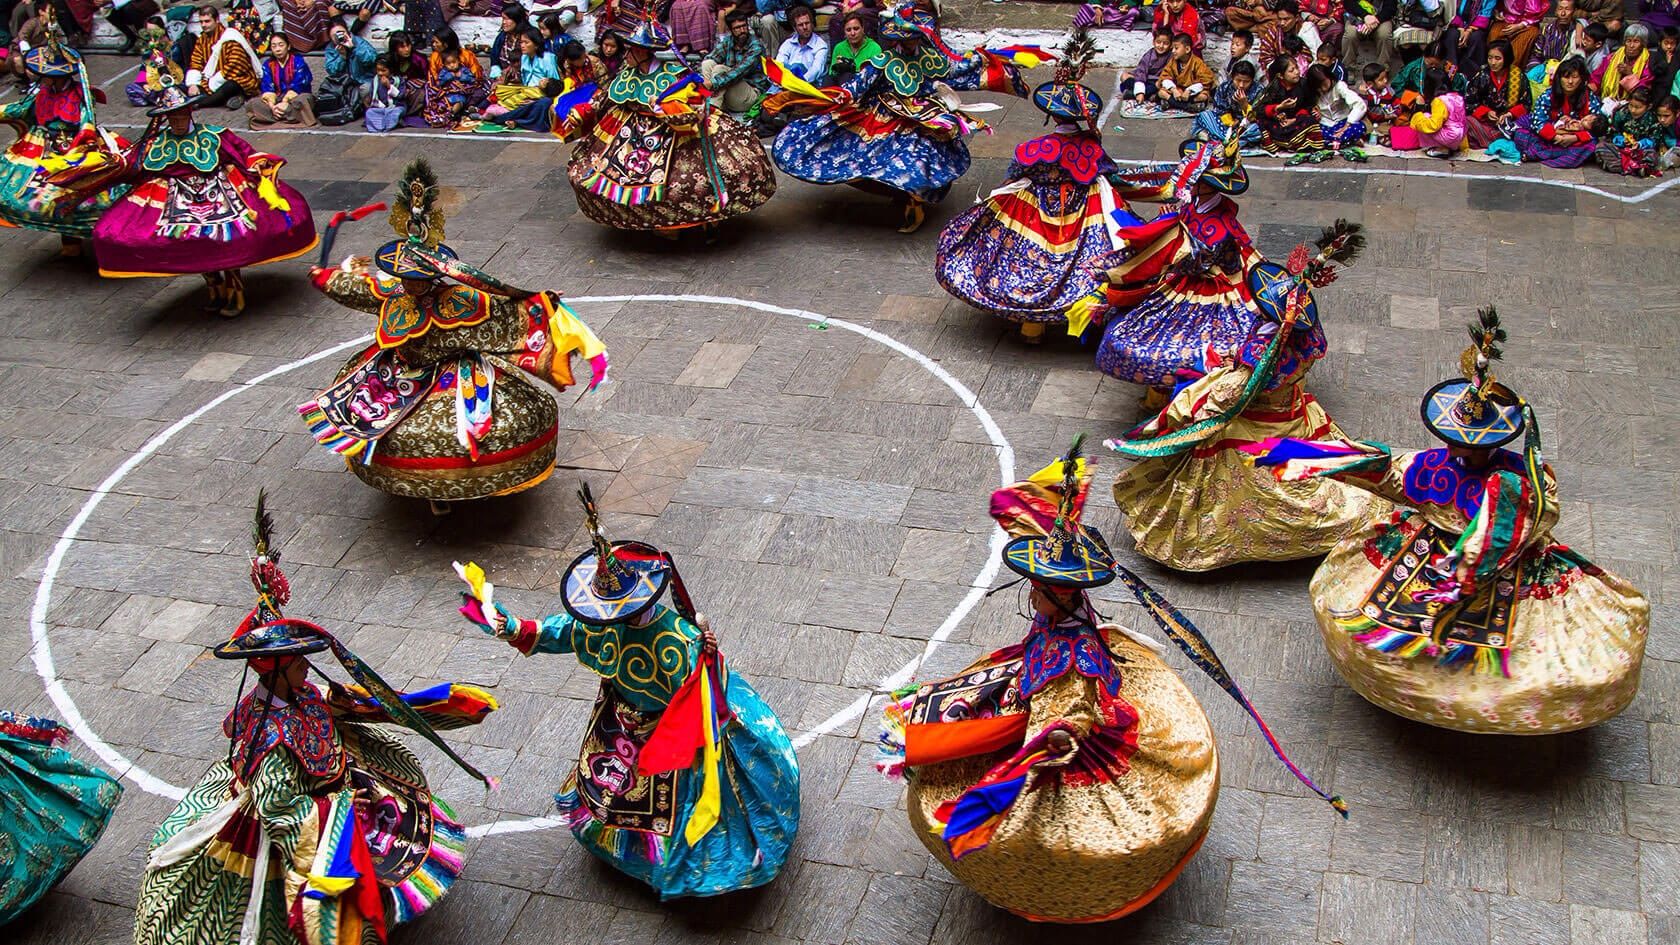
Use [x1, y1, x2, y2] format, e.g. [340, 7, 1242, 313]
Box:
[1094, 253, 1261, 389]
[773, 112, 970, 202]
[557, 671, 800, 899]
[935, 177, 1141, 324]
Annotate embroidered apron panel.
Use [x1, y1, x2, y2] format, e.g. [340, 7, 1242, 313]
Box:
[318, 349, 442, 445]
[908, 654, 1028, 726]
[157, 173, 254, 237]
[575, 686, 678, 836]
[349, 763, 436, 887]
[592, 111, 676, 194]
[1361, 526, 1520, 649]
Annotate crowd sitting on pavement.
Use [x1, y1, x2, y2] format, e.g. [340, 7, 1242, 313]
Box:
[4, 0, 1675, 173]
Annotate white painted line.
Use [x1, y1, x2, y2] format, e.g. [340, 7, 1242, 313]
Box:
[98, 63, 142, 92]
[28, 294, 1016, 841]
[29, 334, 370, 802]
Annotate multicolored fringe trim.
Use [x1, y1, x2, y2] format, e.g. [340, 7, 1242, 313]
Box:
[580, 168, 664, 207]
[299, 401, 373, 463]
[875, 685, 917, 780]
[156, 210, 256, 241]
[387, 798, 467, 925]
[0, 710, 68, 745]
[453, 356, 493, 460]
[1338, 614, 1513, 677]
[554, 787, 668, 865]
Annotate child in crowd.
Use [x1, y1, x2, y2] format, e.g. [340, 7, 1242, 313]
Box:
[1576, 22, 1610, 77]
[1358, 60, 1397, 123]
[1120, 28, 1176, 114]
[1154, 0, 1204, 53]
[1310, 60, 1370, 154]
[1314, 38, 1346, 82]
[561, 39, 605, 86]
[1657, 95, 1680, 168]
[1159, 31, 1216, 111]
[1596, 86, 1664, 174]
[365, 55, 407, 132]
[427, 44, 488, 128]
[1196, 58, 1264, 143]
[1464, 39, 1531, 145]
[1395, 66, 1468, 156]
[1653, 28, 1680, 100]
[1229, 29, 1258, 70]
[1258, 54, 1330, 155]
[540, 14, 571, 56]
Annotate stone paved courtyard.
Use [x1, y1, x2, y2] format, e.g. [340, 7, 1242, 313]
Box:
[3, 52, 1679, 945]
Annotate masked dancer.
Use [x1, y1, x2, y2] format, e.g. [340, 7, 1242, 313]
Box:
[457, 484, 799, 899]
[1248, 311, 1650, 733]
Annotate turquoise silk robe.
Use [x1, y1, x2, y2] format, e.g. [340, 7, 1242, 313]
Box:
[506, 604, 799, 898]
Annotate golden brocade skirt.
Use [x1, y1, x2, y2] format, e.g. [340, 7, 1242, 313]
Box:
[1113, 393, 1387, 571]
[1311, 529, 1650, 734]
[905, 634, 1218, 922]
[335, 355, 560, 502]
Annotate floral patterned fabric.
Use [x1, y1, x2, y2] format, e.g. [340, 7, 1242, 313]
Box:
[0, 713, 122, 925]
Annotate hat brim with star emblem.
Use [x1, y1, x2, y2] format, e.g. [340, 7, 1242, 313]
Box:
[1002, 526, 1117, 589]
[1247, 260, 1319, 330]
[1032, 81, 1103, 122]
[1420, 378, 1525, 449]
[562, 540, 672, 626]
[375, 239, 459, 279]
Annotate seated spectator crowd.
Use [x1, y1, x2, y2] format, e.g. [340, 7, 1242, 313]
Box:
[1090, 0, 1680, 175]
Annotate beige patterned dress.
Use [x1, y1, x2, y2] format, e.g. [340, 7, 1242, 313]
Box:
[304, 267, 605, 501]
[1306, 447, 1648, 734]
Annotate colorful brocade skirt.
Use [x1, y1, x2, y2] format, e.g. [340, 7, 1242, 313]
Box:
[555, 672, 799, 899]
[1095, 243, 1262, 390]
[772, 100, 971, 203]
[898, 630, 1218, 923]
[570, 105, 776, 231]
[0, 133, 129, 238]
[934, 172, 1138, 324]
[92, 169, 317, 277]
[0, 715, 122, 925]
[323, 349, 560, 502]
[1510, 126, 1598, 169]
[1113, 383, 1387, 571]
[135, 725, 466, 945]
[1311, 512, 1649, 734]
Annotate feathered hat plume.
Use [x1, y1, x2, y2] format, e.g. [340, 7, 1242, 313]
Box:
[1053, 27, 1099, 84]
[388, 159, 445, 250]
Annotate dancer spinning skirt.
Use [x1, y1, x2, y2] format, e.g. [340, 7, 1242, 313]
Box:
[879, 437, 1344, 923]
[1249, 310, 1649, 734]
[459, 485, 799, 898]
[299, 160, 608, 507]
[134, 496, 498, 945]
[65, 82, 316, 317]
[1073, 134, 1262, 397]
[1, 712, 121, 926]
[556, 18, 775, 233]
[0, 16, 129, 255]
[935, 30, 1141, 340]
[769, 5, 1028, 233]
[1106, 223, 1386, 571]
